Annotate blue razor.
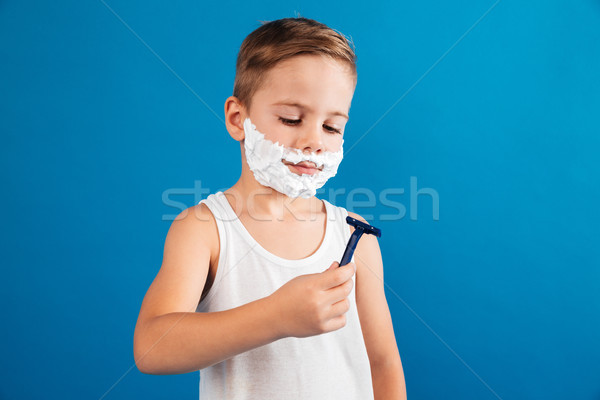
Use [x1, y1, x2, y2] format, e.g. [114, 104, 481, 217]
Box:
[339, 216, 382, 266]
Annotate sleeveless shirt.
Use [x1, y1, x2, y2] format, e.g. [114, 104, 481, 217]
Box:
[195, 191, 374, 400]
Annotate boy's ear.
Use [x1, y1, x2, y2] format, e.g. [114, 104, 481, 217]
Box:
[224, 96, 246, 142]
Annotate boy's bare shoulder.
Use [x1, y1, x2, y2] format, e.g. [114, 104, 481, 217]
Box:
[173, 202, 217, 226]
[166, 203, 219, 256]
[346, 211, 367, 222]
[159, 202, 220, 284]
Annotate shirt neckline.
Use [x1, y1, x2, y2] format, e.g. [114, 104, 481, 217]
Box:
[215, 191, 332, 267]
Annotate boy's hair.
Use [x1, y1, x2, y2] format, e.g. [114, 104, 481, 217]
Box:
[233, 17, 357, 110]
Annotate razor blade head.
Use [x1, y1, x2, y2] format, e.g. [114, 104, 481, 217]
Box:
[346, 216, 381, 237]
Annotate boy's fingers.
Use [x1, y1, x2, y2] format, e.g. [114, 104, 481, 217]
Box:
[322, 261, 338, 273]
[320, 262, 354, 289]
[338, 262, 356, 274]
[325, 277, 354, 304]
[347, 262, 356, 273]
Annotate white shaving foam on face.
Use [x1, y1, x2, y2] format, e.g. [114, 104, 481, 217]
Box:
[243, 117, 344, 198]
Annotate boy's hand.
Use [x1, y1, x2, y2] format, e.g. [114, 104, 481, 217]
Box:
[268, 261, 356, 338]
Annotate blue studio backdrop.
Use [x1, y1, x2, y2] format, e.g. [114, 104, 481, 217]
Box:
[1, 1, 599, 399]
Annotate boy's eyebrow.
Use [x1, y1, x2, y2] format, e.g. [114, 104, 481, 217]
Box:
[271, 101, 349, 120]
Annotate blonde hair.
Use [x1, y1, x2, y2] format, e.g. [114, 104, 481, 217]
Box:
[233, 17, 357, 110]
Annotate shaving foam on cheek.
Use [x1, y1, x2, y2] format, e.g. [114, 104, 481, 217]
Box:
[243, 117, 343, 198]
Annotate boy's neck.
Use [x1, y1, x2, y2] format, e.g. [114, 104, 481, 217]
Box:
[225, 178, 323, 222]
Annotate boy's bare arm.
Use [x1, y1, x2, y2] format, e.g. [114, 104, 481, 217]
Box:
[349, 211, 407, 399]
[133, 204, 356, 375]
[135, 297, 281, 374]
[133, 204, 281, 374]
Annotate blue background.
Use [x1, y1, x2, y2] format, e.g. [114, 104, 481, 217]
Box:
[1, 1, 599, 399]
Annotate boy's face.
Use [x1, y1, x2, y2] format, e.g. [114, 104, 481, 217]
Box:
[244, 54, 356, 173]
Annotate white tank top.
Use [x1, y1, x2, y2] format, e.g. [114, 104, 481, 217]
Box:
[195, 191, 374, 400]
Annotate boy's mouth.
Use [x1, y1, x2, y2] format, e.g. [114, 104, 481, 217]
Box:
[282, 160, 322, 176]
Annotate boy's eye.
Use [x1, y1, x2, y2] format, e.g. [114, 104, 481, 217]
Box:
[279, 117, 301, 125]
[323, 124, 342, 134]
[278, 117, 342, 135]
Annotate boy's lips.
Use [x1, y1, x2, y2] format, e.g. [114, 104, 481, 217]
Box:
[282, 160, 322, 175]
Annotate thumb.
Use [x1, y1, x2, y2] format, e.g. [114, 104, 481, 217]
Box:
[325, 261, 340, 272]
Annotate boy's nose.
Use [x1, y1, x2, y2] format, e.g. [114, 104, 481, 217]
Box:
[294, 124, 323, 153]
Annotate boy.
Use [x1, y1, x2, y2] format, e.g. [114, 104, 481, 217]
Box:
[134, 17, 407, 399]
